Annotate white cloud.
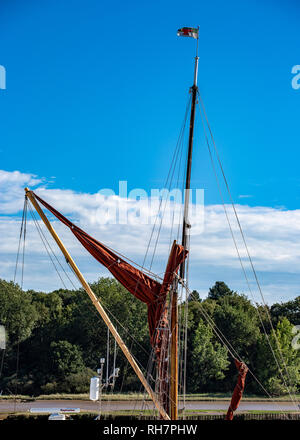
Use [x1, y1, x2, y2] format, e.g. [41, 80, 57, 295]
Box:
[0, 170, 42, 214]
[1, 169, 300, 303]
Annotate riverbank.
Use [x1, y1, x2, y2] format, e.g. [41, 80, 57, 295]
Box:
[1, 410, 300, 422]
[1, 392, 299, 402]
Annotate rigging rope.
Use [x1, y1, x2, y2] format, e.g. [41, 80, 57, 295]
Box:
[201, 131, 299, 409]
[13, 197, 27, 284]
[185, 286, 291, 418]
[197, 90, 299, 410]
[12, 196, 28, 411]
[28, 201, 78, 290]
[141, 94, 191, 272]
[132, 94, 192, 417]
[137, 92, 194, 417]
[182, 238, 190, 412]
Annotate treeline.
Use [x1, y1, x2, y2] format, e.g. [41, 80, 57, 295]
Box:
[0, 278, 299, 396]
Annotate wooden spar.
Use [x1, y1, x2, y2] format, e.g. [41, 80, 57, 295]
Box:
[24, 187, 170, 421]
[166, 242, 177, 420]
[169, 46, 199, 420]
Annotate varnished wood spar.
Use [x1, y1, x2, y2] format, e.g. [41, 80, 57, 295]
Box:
[25, 187, 170, 421]
[169, 239, 179, 420]
[170, 288, 178, 420]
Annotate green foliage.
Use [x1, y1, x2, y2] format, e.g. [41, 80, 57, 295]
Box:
[49, 340, 85, 378]
[189, 319, 229, 392]
[254, 318, 300, 395]
[41, 368, 95, 394]
[270, 297, 300, 326]
[188, 290, 201, 302]
[0, 280, 38, 343]
[208, 281, 233, 301]
[213, 293, 260, 358]
[0, 277, 299, 397]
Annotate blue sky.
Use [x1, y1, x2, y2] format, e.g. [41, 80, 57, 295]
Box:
[0, 0, 300, 302]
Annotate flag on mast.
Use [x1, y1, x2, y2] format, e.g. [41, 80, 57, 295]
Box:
[177, 27, 199, 39]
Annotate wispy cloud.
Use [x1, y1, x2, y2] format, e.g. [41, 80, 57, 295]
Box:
[0, 170, 43, 214]
[238, 194, 253, 199]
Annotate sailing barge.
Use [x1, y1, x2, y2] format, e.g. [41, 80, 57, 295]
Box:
[22, 27, 248, 420]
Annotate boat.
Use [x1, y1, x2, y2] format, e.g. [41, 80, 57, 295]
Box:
[18, 27, 277, 421]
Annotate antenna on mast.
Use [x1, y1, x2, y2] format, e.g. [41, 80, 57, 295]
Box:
[194, 26, 200, 86]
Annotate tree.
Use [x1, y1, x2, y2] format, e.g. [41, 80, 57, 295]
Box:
[254, 317, 300, 395]
[1, 275, 299, 397]
[188, 319, 229, 392]
[213, 293, 260, 359]
[0, 280, 38, 343]
[211, 292, 261, 392]
[271, 297, 300, 326]
[20, 290, 70, 385]
[208, 282, 233, 301]
[56, 278, 150, 391]
[188, 290, 201, 302]
[49, 340, 85, 378]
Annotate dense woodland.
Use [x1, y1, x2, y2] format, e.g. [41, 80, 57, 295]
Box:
[0, 278, 300, 397]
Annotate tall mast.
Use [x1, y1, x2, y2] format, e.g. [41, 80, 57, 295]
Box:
[170, 30, 199, 420]
[181, 44, 199, 269]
